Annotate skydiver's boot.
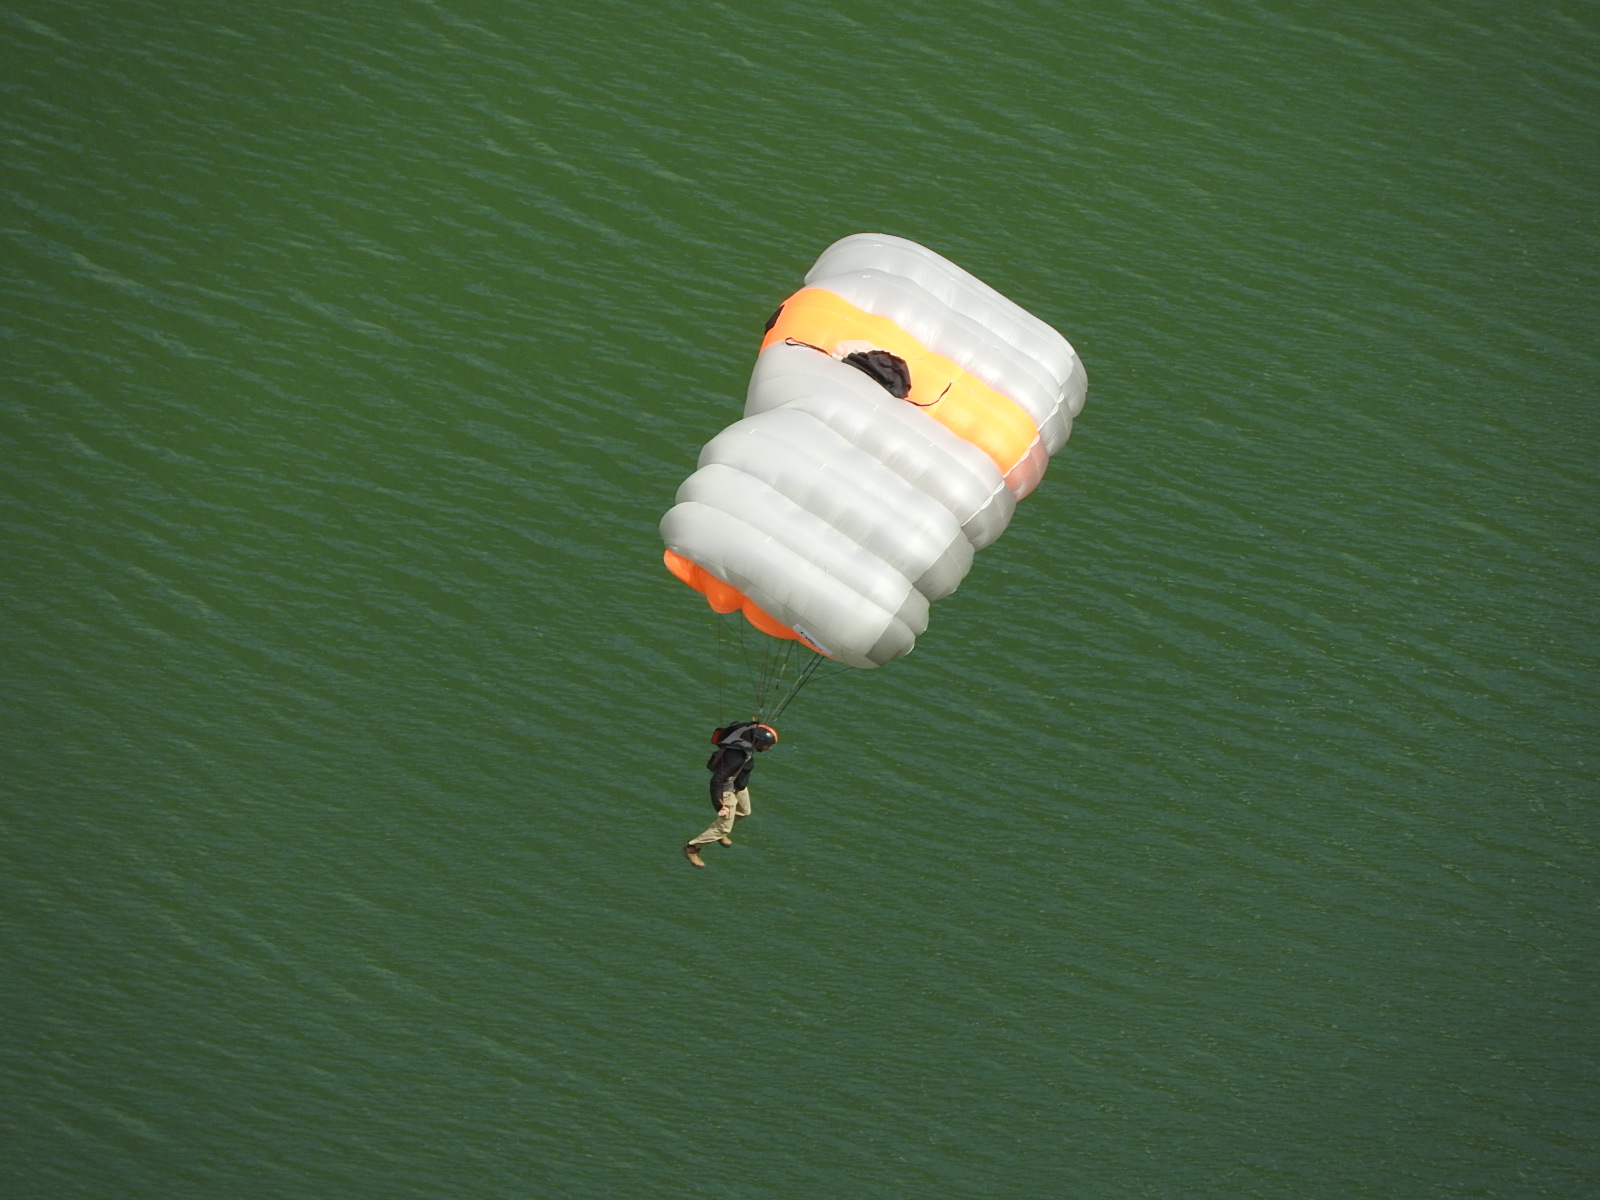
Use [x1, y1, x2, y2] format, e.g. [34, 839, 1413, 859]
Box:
[683, 844, 706, 868]
[717, 835, 733, 846]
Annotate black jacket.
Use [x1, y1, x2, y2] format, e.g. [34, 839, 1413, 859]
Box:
[707, 722, 761, 805]
[708, 745, 755, 806]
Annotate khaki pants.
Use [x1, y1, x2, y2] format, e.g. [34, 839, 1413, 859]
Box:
[688, 787, 750, 848]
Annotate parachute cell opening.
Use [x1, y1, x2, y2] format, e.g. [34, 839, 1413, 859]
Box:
[841, 349, 912, 398]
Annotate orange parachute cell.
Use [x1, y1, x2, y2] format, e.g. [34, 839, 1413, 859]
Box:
[762, 287, 1041, 481]
[740, 600, 798, 640]
[663, 550, 802, 640]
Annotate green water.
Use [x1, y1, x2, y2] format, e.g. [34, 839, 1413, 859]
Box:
[3, 1, 1596, 1196]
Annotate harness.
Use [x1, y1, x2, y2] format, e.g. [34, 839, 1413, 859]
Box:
[707, 721, 761, 770]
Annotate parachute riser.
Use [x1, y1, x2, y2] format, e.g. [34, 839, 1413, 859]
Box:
[712, 610, 848, 724]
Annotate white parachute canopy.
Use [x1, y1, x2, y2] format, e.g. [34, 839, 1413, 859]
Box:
[662, 233, 1087, 670]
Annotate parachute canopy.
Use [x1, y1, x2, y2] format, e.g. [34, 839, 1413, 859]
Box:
[661, 233, 1087, 670]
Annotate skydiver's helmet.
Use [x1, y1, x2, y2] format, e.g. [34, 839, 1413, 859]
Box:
[751, 724, 778, 752]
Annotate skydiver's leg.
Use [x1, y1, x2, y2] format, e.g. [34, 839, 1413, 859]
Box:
[688, 789, 740, 849]
[716, 788, 750, 844]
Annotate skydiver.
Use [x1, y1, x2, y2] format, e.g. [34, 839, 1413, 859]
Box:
[682, 721, 779, 868]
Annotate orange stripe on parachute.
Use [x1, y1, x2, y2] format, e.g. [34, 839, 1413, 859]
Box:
[663, 550, 804, 644]
[761, 287, 1040, 478]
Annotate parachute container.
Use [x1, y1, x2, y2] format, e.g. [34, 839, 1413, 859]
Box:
[661, 233, 1087, 670]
